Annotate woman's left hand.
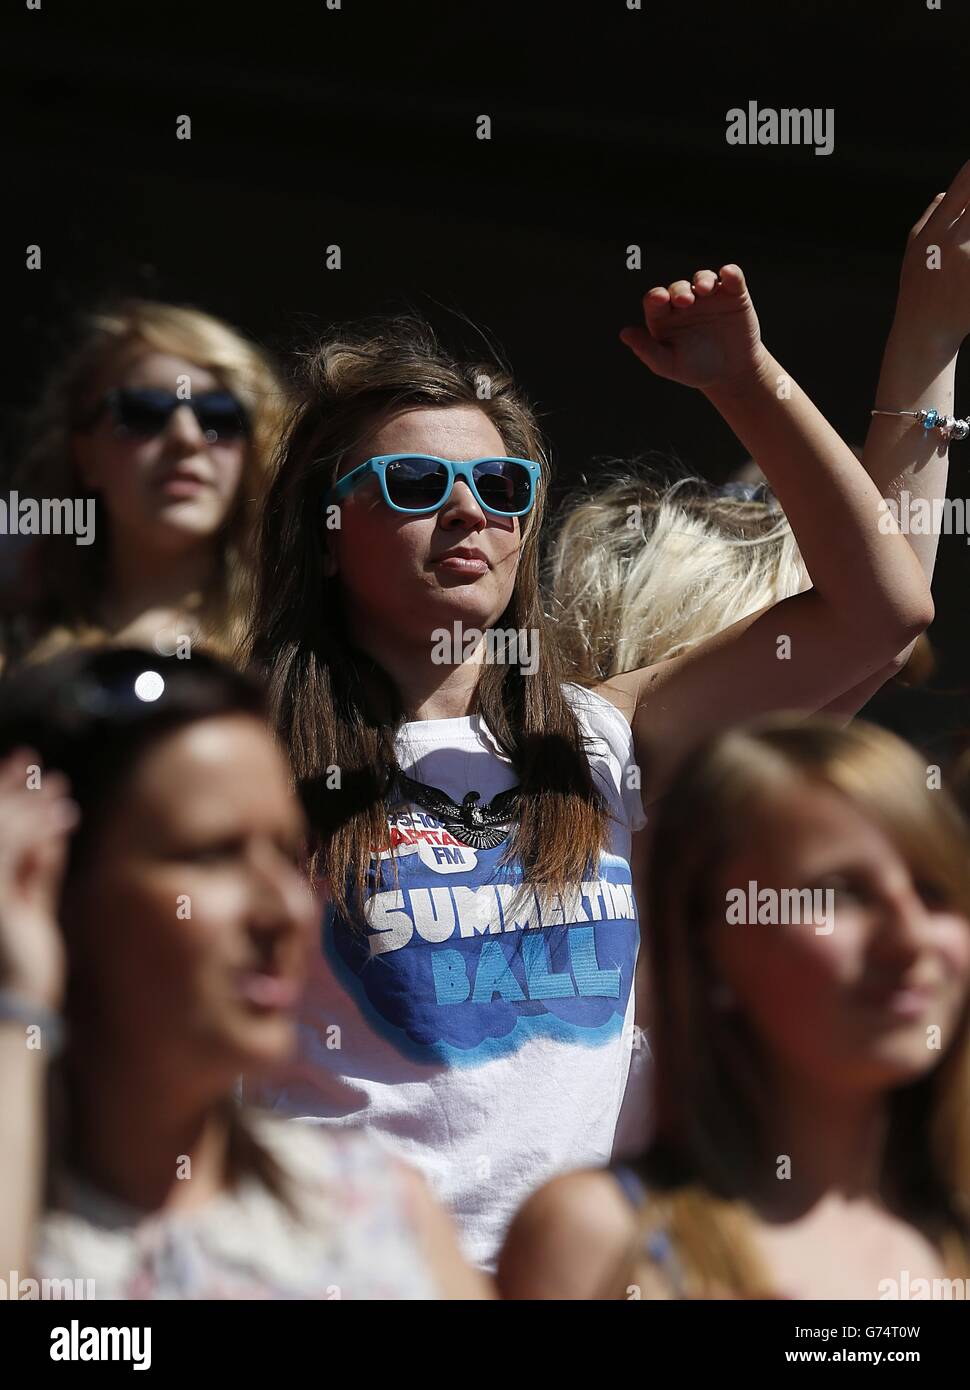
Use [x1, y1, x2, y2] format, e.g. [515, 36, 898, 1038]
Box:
[894, 160, 970, 356]
[620, 264, 768, 394]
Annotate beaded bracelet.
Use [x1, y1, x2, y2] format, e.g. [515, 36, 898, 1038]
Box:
[871, 407, 970, 442]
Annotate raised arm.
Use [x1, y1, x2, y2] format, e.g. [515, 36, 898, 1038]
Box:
[0, 753, 74, 1277]
[820, 162, 970, 717]
[599, 264, 932, 797]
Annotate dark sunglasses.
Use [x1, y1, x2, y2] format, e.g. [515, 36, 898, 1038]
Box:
[43, 649, 263, 731]
[79, 387, 252, 443]
[326, 454, 541, 518]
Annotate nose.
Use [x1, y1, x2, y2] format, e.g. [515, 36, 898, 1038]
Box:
[245, 840, 314, 946]
[164, 403, 209, 451]
[439, 477, 487, 530]
[869, 883, 929, 966]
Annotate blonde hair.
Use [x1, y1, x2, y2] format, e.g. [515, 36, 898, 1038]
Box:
[545, 468, 807, 683]
[623, 716, 970, 1298]
[5, 300, 289, 668]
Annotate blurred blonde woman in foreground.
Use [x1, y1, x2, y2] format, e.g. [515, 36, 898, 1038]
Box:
[500, 717, 970, 1298]
[1, 300, 288, 673]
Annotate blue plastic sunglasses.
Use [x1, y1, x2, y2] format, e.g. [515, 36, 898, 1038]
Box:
[325, 453, 541, 518]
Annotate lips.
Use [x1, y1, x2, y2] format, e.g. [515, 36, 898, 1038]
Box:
[432, 549, 490, 575]
[157, 469, 212, 494]
[856, 980, 938, 1019]
[236, 969, 301, 1011]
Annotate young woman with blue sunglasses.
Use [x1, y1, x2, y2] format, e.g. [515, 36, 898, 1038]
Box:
[244, 228, 940, 1268]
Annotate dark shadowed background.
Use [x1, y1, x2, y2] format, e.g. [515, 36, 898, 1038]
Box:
[3, 0, 968, 751]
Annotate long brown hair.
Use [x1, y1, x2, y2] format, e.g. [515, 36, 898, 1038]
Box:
[630, 716, 970, 1296]
[246, 315, 613, 925]
[5, 300, 289, 668]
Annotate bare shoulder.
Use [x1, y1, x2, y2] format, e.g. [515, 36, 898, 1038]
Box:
[591, 659, 678, 725]
[588, 673, 639, 723]
[497, 1168, 638, 1300]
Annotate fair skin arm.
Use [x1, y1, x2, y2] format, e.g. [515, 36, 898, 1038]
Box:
[654, 171, 969, 732]
[597, 264, 933, 796]
[0, 1026, 46, 1275]
[814, 166, 970, 717]
[498, 1170, 637, 1300]
[0, 752, 75, 1278]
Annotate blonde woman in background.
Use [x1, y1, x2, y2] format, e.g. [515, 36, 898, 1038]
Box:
[499, 717, 970, 1299]
[1, 300, 288, 672]
[545, 467, 807, 683]
[545, 462, 936, 692]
